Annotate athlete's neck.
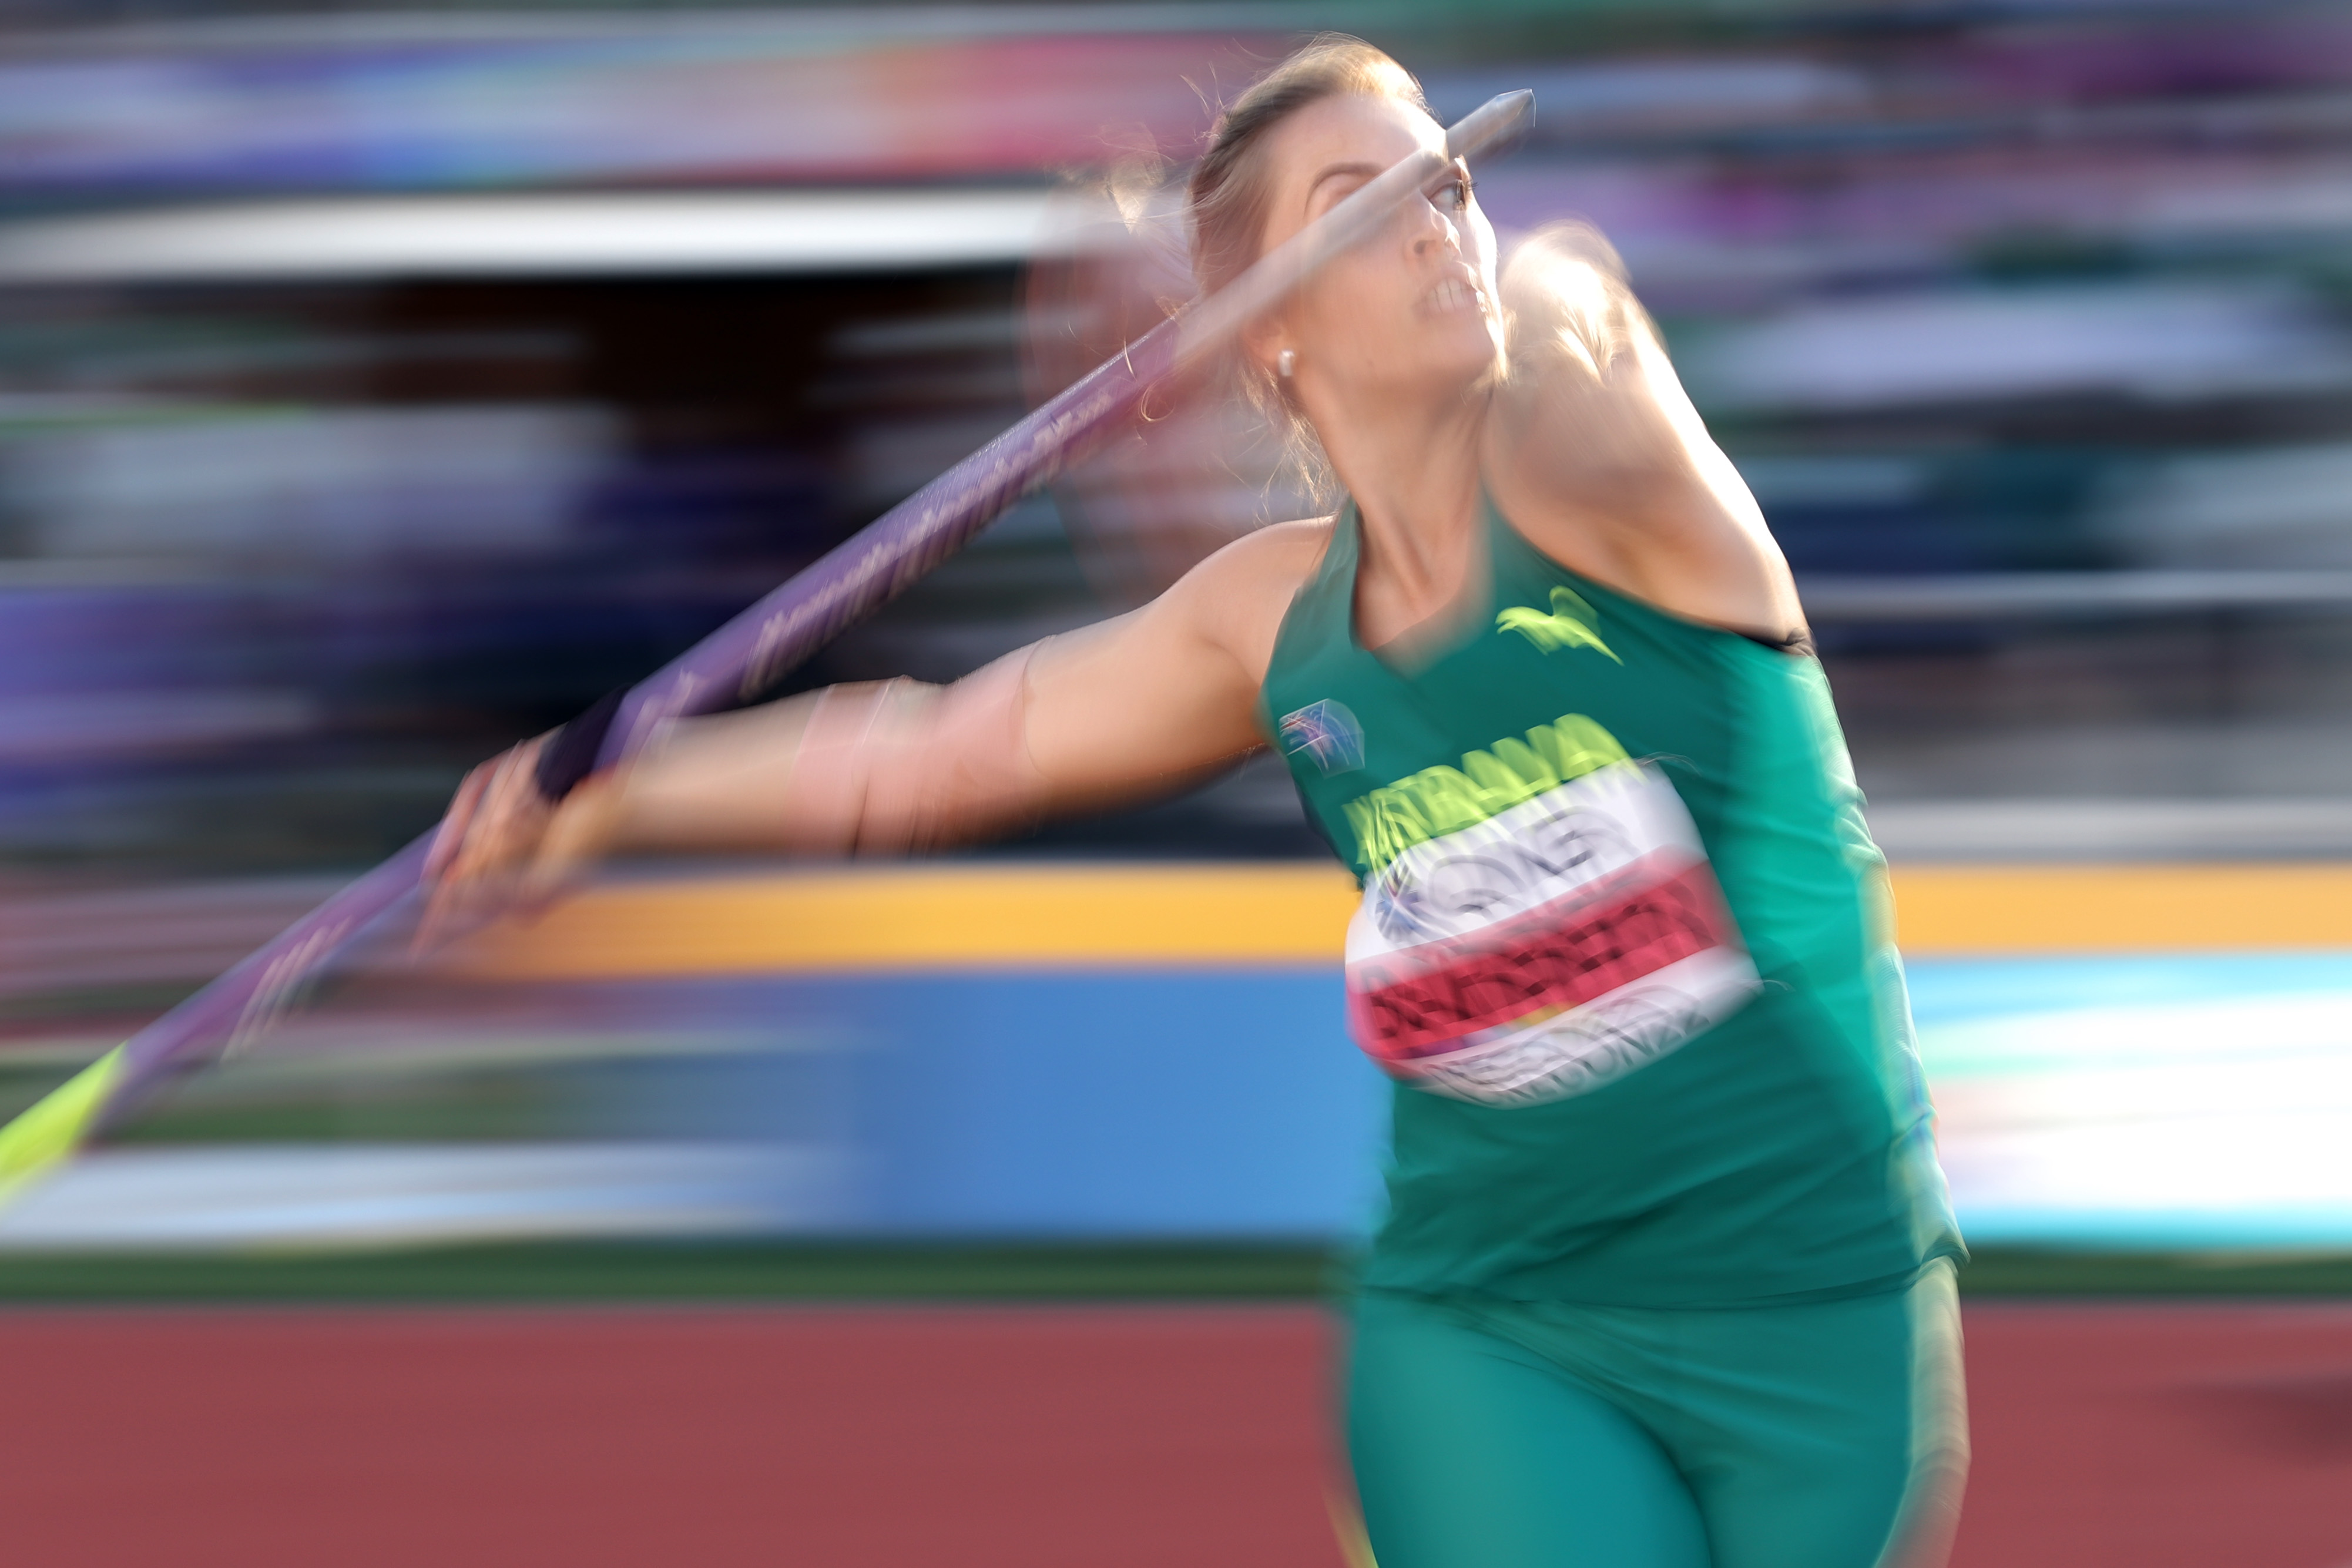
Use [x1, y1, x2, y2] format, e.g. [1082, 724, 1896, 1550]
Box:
[1310, 382, 1489, 654]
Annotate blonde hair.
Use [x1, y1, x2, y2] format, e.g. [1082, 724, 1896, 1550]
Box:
[1185, 36, 1428, 505]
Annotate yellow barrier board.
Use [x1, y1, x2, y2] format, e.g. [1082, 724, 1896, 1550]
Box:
[448, 864, 1362, 978]
[445, 861, 2352, 980]
[1888, 863, 2352, 955]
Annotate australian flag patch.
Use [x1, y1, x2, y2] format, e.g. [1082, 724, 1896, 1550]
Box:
[1277, 698, 1365, 776]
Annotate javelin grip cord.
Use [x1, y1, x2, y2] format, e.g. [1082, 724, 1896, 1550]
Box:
[0, 90, 1534, 1191]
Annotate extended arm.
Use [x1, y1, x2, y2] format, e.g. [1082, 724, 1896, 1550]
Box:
[420, 522, 1324, 934]
[613, 577, 1274, 855]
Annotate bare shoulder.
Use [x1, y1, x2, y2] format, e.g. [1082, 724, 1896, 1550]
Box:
[1486, 276, 1804, 639]
[1189, 516, 1334, 582]
[1154, 518, 1334, 682]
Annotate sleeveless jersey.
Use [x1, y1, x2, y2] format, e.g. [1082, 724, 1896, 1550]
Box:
[1259, 497, 1962, 1307]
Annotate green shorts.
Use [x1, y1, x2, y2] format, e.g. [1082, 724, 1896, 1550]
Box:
[1344, 1260, 1967, 1568]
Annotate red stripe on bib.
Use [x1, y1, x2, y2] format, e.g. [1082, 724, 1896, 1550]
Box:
[1348, 857, 1739, 1063]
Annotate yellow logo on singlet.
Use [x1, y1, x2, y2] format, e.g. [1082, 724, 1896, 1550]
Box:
[1497, 586, 1619, 663]
[1341, 711, 1630, 874]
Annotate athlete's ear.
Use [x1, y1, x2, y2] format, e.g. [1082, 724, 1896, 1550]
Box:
[1240, 312, 1289, 384]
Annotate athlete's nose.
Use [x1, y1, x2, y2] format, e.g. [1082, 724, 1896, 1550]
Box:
[1406, 194, 1459, 260]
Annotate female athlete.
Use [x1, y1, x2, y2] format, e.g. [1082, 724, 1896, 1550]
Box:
[424, 38, 1968, 1568]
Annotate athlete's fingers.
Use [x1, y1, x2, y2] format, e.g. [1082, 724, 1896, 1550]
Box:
[424, 757, 496, 884]
[454, 741, 553, 896]
[515, 766, 629, 919]
[416, 756, 506, 951]
[417, 738, 552, 949]
[436, 748, 521, 897]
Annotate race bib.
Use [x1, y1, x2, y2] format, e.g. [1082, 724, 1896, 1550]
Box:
[1344, 760, 1759, 1105]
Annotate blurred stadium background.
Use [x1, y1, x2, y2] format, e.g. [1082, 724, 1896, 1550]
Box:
[4, 1, 2352, 1564]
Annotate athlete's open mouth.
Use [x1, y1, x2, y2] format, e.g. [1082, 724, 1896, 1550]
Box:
[1420, 276, 1488, 317]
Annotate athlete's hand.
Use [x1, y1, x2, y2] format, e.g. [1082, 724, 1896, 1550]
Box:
[416, 737, 628, 951]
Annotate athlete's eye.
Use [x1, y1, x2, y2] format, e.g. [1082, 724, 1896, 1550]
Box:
[1442, 175, 1474, 212]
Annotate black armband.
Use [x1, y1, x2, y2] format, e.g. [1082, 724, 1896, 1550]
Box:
[534, 687, 628, 803]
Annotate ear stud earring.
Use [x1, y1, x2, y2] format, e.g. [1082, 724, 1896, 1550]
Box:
[1277, 348, 1296, 379]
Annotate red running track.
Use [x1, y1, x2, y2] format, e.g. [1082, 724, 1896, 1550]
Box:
[2, 1301, 2348, 1567]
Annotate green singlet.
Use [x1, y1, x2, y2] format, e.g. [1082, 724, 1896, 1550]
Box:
[1258, 496, 1967, 1567]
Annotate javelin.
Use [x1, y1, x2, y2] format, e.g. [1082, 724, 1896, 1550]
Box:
[0, 90, 1534, 1200]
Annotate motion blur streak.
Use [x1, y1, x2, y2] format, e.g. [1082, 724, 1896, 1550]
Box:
[3, 5, 2351, 1564]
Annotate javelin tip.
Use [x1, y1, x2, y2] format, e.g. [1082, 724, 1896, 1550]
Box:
[0, 1045, 126, 1205]
[1448, 89, 1535, 162]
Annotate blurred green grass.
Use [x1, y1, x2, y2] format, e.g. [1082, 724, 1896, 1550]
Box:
[0, 1243, 2347, 1302]
[0, 1241, 1341, 1301]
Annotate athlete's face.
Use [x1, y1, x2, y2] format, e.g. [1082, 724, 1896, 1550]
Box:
[1252, 92, 1505, 408]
